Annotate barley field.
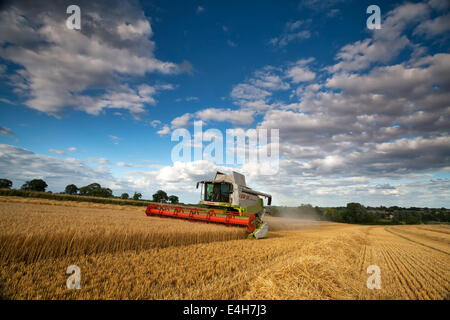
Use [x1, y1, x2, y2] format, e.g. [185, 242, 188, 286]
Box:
[0, 196, 448, 300]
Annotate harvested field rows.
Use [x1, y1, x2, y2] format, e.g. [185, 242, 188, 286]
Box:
[0, 197, 448, 299]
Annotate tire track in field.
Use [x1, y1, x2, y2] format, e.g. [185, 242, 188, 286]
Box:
[394, 227, 450, 248]
[381, 227, 449, 299]
[382, 242, 419, 299]
[393, 243, 449, 298]
[387, 242, 431, 299]
[403, 250, 449, 286]
[416, 226, 450, 235]
[377, 228, 422, 299]
[384, 227, 450, 256]
[378, 242, 416, 299]
[391, 244, 444, 299]
[358, 245, 367, 272]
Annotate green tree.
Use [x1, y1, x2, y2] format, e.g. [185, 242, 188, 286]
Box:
[79, 183, 113, 198]
[121, 193, 129, 199]
[323, 208, 342, 222]
[405, 211, 421, 224]
[133, 192, 142, 200]
[79, 183, 101, 195]
[0, 178, 12, 189]
[152, 190, 168, 203]
[92, 187, 113, 198]
[21, 179, 48, 192]
[65, 184, 79, 195]
[168, 195, 179, 204]
[344, 203, 368, 223]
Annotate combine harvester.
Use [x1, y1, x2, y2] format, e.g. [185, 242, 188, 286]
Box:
[145, 171, 272, 239]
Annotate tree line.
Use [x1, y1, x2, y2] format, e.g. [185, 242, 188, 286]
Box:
[269, 202, 449, 225]
[0, 178, 179, 204]
[2, 178, 448, 224]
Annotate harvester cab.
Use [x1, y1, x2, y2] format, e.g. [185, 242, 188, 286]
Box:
[196, 171, 271, 239]
[145, 171, 272, 239]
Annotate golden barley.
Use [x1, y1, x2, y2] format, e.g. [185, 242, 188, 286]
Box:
[0, 197, 448, 300]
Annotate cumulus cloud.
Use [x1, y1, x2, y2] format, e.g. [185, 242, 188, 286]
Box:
[231, 84, 271, 101]
[0, 0, 188, 117]
[1, 1, 448, 207]
[131, 1, 449, 206]
[229, 66, 291, 113]
[0, 144, 118, 191]
[157, 125, 171, 136]
[196, 108, 255, 125]
[171, 113, 192, 128]
[414, 13, 450, 38]
[1, 142, 448, 206]
[257, 52, 450, 181]
[286, 65, 316, 83]
[330, 2, 430, 72]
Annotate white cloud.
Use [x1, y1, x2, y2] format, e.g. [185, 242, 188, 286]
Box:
[196, 6, 205, 14]
[0, 1, 188, 117]
[0, 126, 13, 135]
[428, 0, 450, 11]
[330, 2, 430, 72]
[227, 40, 237, 47]
[0, 144, 118, 191]
[286, 65, 316, 83]
[151, 120, 161, 128]
[1, 142, 449, 206]
[269, 19, 312, 47]
[249, 69, 290, 90]
[269, 30, 311, 48]
[48, 149, 66, 155]
[231, 84, 271, 101]
[109, 135, 122, 145]
[157, 125, 171, 136]
[171, 113, 192, 128]
[414, 13, 450, 38]
[117, 20, 152, 40]
[285, 20, 304, 32]
[86, 157, 112, 165]
[0, 98, 15, 105]
[117, 162, 143, 168]
[196, 108, 255, 125]
[176, 96, 199, 102]
[1, 0, 449, 207]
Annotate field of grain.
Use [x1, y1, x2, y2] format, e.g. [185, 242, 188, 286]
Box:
[0, 196, 448, 300]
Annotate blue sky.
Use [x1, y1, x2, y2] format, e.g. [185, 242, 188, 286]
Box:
[0, 0, 449, 207]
